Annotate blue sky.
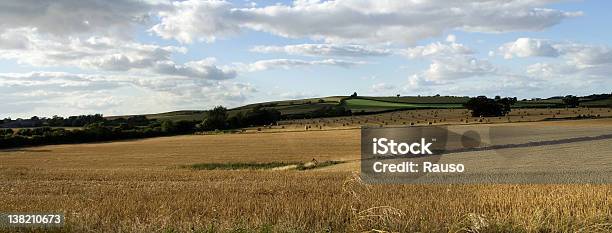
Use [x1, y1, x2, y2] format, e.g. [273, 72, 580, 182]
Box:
[0, 0, 611, 118]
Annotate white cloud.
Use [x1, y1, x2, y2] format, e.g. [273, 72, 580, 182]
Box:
[0, 71, 256, 118]
[411, 57, 497, 84]
[0, 29, 236, 80]
[244, 58, 365, 72]
[0, 72, 125, 117]
[151, 0, 580, 44]
[404, 39, 496, 84]
[498, 38, 560, 58]
[371, 82, 396, 92]
[0, 72, 122, 93]
[150, 0, 238, 43]
[401, 38, 612, 97]
[152, 59, 237, 80]
[0, 0, 159, 37]
[401, 41, 473, 59]
[500, 38, 612, 80]
[0, 28, 30, 49]
[278, 91, 318, 100]
[250, 44, 391, 57]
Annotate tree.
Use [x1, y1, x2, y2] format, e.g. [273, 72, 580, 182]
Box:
[562, 95, 580, 108]
[350, 92, 358, 97]
[396, 94, 400, 98]
[126, 115, 150, 126]
[201, 106, 228, 130]
[0, 128, 13, 136]
[242, 106, 281, 126]
[48, 115, 64, 127]
[464, 96, 515, 117]
[160, 120, 176, 133]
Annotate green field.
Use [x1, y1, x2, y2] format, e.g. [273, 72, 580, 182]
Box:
[581, 98, 612, 107]
[104, 95, 612, 122]
[362, 96, 470, 104]
[345, 98, 463, 112]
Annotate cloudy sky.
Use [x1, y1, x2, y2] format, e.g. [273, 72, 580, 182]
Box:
[1, 0, 611, 118]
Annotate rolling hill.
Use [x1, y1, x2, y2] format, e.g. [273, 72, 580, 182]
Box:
[108, 94, 611, 122]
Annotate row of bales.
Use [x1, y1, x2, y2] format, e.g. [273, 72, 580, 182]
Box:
[243, 107, 611, 132]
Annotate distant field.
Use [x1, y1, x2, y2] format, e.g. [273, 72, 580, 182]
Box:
[582, 98, 612, 107]
[106, 110, 207, 121]
[345, 98, 464, 112]
[363, 96, 470, 104]
[1, 119, 611, 232]
[269, 107, 612, 133]
[102, 95, 612, 123]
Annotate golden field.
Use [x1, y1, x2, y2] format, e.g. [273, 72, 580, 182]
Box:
[259, 107, 612, 132]
[1, 115, 612, 232]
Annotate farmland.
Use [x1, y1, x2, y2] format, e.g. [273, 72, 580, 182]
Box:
[104, 94, 611, 122]
[250, 107, 612, 132]
[1, 117, 612, 232]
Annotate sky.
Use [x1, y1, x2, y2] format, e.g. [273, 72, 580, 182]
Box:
[1, 0, 611, 118]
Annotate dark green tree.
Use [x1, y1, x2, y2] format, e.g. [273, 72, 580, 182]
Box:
[160, 120, 176, 133]
[562, 95, 580, 108]
[202, 106, 228, 130]
[464, 96, 515, 117]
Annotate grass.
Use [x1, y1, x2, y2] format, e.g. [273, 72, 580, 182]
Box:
[296, 160, 345, 170]
[183, 160, 346, 171]
[346, 98, 417, 108]
[345, 98, 463, 111]
[363, 96, 470, 104]
[581, 98, 612, 107]
[183, 162, 295, 170]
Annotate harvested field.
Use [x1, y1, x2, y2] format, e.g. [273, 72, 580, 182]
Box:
[1, 118, 611, 232]
[253, 107, 612, 132]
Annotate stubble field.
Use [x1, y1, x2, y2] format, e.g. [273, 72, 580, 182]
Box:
[1, 116, 611, 232]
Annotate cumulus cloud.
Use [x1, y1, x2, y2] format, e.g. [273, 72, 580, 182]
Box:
[152, 59, 237, 80]
[0, 71, 256, 118]
[244, 58, 365, 72]
[0, 72, 125, 116]
[150, 0, 238, 43]
[0, 0, 160, 37]
[404, 38, 496, 85]
[401, 41, 473, 59]
[498, 38, 560, 58]
[500, 38, 612, 80]
[250, 44, 391, 57]
[417, 57, 496, 83]
[371, 82, 396, 92]
[0, 29, 236, 80]
[0, 72, 121, 94]
[402, 38, 612, 97]
[150, 0, 580, 44]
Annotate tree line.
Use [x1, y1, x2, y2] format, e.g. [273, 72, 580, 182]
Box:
[464, 95, 583, 117]
[0, 118, 199, 149]
[198, 105, 282, 131]
[0, 106, 286, 149]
